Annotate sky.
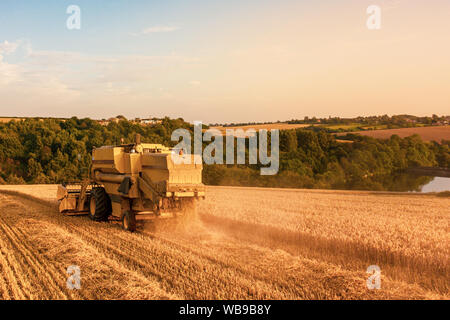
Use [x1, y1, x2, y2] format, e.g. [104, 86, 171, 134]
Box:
[0, 0, 449, 124]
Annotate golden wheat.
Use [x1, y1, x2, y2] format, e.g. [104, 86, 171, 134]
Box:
[0, 185, 447, 299]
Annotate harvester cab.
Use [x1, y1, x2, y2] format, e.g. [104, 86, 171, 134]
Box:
[57, 134, 205, 231]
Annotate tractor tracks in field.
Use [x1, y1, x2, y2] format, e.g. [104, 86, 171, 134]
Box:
[54, 212, 303, 299]
[0, 191, 348, 299]
[0, 192, 297, 299]
[0, 193, 173, 300]
[0, 197, 87, 299]
[0, 227, 28, 299]
[0, 217, 80, 299]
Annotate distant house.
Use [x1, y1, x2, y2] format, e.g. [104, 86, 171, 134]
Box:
[97, 117, 162, 126]
[97, 117, 120, 126]
[141, 118, 163, 126]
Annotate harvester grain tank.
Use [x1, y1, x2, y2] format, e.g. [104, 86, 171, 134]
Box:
[57, 134, 205, 231]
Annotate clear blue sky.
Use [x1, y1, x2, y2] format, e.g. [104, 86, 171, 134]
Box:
[0, 0, 449, 123]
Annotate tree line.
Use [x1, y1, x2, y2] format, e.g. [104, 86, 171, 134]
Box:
[0, 117, 448, 191]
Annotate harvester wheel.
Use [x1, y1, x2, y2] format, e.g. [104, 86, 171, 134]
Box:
[89, 187, 112, 221]
[122, 211, 136, 232]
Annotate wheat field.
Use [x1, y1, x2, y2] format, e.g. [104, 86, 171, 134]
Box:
[0, 185, 448, 300]
[210, 123, 311, 134]
[340, 126, 450, 143]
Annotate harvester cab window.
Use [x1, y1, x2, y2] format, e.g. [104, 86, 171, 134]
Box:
[144, 148, 162, 153]
[122, 144, 144, 154]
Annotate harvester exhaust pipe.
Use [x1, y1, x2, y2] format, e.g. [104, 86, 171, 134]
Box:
[135, 134, 141, 145]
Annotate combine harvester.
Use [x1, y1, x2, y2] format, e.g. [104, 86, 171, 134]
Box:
[57, 135, 205, 231]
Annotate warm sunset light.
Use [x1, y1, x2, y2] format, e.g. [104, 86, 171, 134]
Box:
[0, 0, 448, 307]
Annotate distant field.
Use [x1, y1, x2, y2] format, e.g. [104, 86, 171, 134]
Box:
[211, 123, 310, 133]
[335, 139, 354, 144]
[322, 123, 364, 130]
[339, 126, 450, 143]
[0, 118, 23, 123]
[0, 117, 68, 123]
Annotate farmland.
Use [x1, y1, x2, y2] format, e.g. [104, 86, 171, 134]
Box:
[211, 122, 450, 144]
[210, 123, 310, 134]
[0, 118, 24, 123]
[341, 126, 450, 143]
[0, 185, 448, 300]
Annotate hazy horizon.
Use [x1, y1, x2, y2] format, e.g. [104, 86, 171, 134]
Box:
[1, 113, 449, 126]
[1, 0, 449, 123]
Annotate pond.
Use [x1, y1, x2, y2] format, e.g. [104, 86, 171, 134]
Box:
[416, 177, 450, 193]
[379, 173, 450, 193]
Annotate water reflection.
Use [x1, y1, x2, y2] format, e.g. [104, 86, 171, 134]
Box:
[419, 177, 450, 193]
[381, 173, 432, 192]
[382, 174, 450, 192]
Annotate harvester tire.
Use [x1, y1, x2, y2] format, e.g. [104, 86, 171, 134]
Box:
[122, 211, 136, 232]
[89, 187, 112, 221]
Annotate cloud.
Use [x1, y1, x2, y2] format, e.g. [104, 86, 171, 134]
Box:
[131, 26, 179, 36]
[0, 40, 19, 55]
[0, 39, 202, 117]
[0, 40, 23, 86]
[0, 57, 21, 85]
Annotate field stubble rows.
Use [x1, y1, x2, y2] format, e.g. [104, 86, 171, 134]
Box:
[0, 185, 448, 299]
